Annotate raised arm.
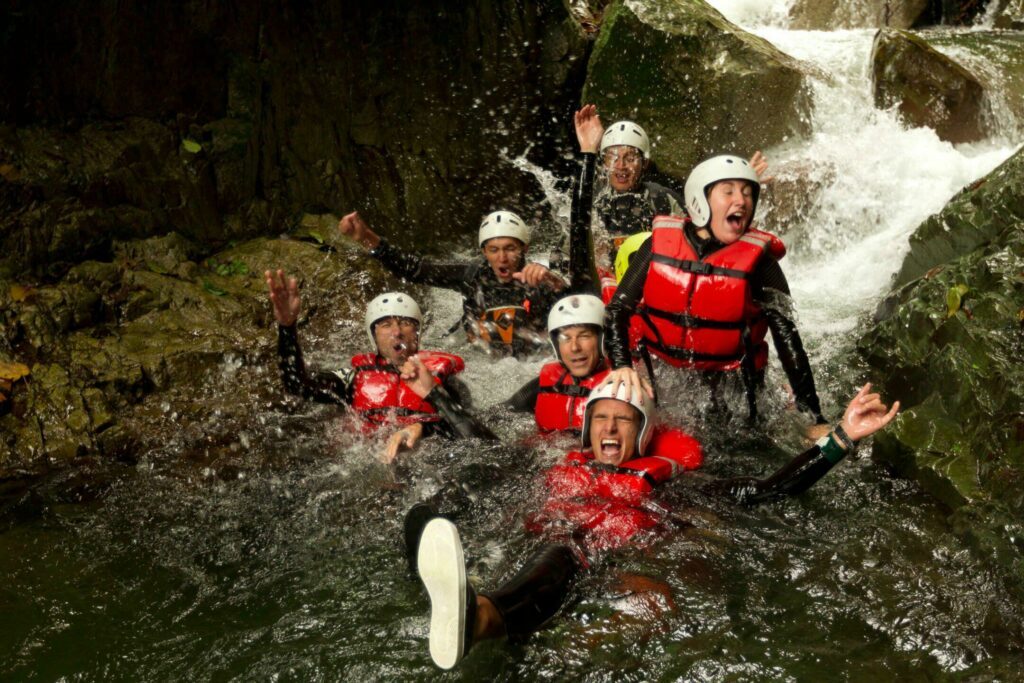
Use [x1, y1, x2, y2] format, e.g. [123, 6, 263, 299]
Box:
[339, 211, 471, 290]
[711, 384, 899, 505]
[266, 269, 353, 405]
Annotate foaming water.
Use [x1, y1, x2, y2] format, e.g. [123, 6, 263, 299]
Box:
[703, 2, 1019, 350]
[3, 4, 1024, 680]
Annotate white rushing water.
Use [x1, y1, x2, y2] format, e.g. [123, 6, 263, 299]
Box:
[703, 0, 1017, 352]
[422, 0, 1019, 411]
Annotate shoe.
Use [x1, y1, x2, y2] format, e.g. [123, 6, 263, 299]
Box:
[403, 502, 439, 576]
[417, 518, 476, 669]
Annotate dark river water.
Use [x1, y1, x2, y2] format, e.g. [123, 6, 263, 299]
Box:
[2, 337, 1021, 682]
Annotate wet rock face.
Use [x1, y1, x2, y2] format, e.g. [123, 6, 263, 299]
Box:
[992, 0, 1024, 29]
[859, 145, 1024, 599]
[789, 0, 930, 30]
[0, 1, 588, 278]
[871, 28, 988, 143]
[0, 233, 392, 472]
[582, 0, 813, 181]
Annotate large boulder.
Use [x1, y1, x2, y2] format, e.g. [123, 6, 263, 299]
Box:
[0, 1, 588, 278]
[858, 146, 1024, 601]
[871, 29, 989, 143]
[582, 0, 814, 180]
[789, 0, 930, 29]
[992, 0, 1024, 29]
[923, 30, 1024, 138]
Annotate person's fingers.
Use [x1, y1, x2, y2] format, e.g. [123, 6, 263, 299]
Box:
[883, 400, 900, 423]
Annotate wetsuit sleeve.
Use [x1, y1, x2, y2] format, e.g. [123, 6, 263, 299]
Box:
[424, 384, 498, 441]
[441, 375, 474, 411]
[754, 259, 826, 423]
[604, 236, 652, 368]
[567, 153, 599, 295]
[370, 238, 473, 290]
[277, 325, 353, 405]
[504, 377, 541, 412]
[708, 434, 849, 505]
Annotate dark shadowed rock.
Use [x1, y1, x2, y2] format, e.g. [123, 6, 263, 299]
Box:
[583, 0, 814, 180]
[872, 28, 989, 143]
[0, 1, 589, 278]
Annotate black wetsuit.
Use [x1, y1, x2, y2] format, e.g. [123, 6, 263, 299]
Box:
[570, 152, 684, 264]
[276, 324, 472, 437]
[370, 239, 563, 356]
[605, 226, 826, 423]
[408, 388, 851, 641]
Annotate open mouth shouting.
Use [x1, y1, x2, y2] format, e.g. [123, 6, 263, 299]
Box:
[600, 436, 623, 461]
[725, 209, 747, 233]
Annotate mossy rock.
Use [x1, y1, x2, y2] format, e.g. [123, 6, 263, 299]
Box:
[859, 150, 1024, 599]
[923, 29, 1024, 139]
[0, 232, 404, 473]
[871, 29, 989, 144]
[582, 0, 813, 179]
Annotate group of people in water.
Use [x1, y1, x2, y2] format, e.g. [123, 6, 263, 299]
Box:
[264, 105, 900, 670]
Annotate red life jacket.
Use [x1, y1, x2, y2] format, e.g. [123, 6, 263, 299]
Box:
[638, 215, 785, 371]
[349, 351, 465, 428]
[527, 427, 703, 551]
[534, 360, 610, 432]
[599, 267, 618, 305]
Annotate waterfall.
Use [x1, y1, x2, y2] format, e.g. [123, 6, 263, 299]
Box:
[705, 0, 1018, 360]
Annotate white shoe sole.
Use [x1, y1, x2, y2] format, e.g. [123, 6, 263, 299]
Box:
[418, 518, 467, 670]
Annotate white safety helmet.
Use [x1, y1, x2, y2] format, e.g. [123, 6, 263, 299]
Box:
[478, 211, 530, 248]
[364, 292, 423, 346]
[546, 294, 606, 360]
[581, 381, 654, 457]
[683, 155, 760, 228]
[600, 120, 651, 159]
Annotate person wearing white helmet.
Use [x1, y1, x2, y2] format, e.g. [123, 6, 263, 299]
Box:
[265, 269, 471, 461]
[400, 367, 899, 670]
[338, 210, 566, 356]
[564, 105, 771, 305]
[603, 154, 828, 433]
[504, 294, 615, 432]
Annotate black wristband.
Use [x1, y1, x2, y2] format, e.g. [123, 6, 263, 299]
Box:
[833, 424, 857, 452]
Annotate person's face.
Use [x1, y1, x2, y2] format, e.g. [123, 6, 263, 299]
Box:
[373, 316, 420, 365]
[481, 237, 526, 283]
[556, 325, 601, 378]
[588, 398, 640, 466]
[707, 179, 755, 245]
[602, 145, 646, 193]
